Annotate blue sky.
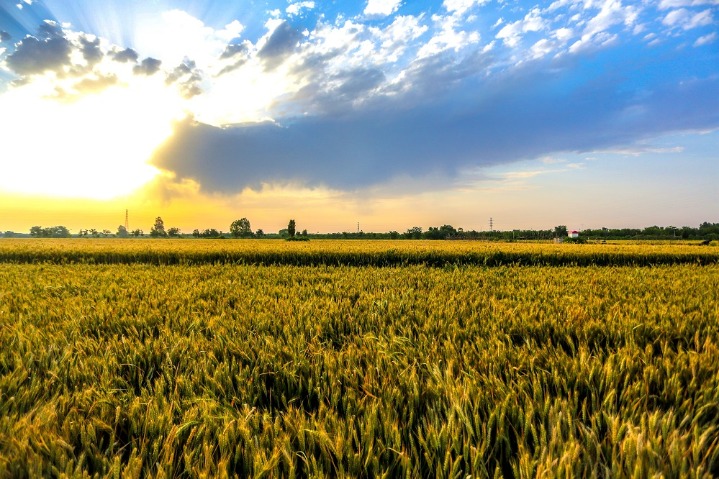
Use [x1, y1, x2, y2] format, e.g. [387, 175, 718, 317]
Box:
[0, 0, 717, 232]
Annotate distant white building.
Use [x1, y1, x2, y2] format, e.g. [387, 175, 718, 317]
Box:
[569, 230, 579, 238]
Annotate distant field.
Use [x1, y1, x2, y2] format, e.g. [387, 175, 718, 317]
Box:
[0, 238, 717, 266]
[1, 241, 718, 477]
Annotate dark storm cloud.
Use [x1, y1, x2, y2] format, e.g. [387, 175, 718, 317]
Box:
[166, 59, 196, 83]
[278, 48, 492, 121]
[217, 41, 251, 76]
[166, 59, 203, 98]
[36, 20, 63, 39]
[79, 35, 102, 66]
[0, 31, 10, 43]
[6, 34, 71, 75]
[112, 47, 139, 63]
[258, 21, 302, 69]
[151, 62, 719, 194]
[335, 69, 385, 94]
[289, 67, 387, 115]
[4, 22, 112, 78]
[133, 57, 162, 75]
[218, 58, 248, 76]
[221, 42, 249, 59]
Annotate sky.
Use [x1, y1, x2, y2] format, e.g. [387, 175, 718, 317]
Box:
[0, 0, 717, 234]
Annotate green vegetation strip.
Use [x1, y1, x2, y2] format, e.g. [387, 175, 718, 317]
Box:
[1, 263, 718, 477]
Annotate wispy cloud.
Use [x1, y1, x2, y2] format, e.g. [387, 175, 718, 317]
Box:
[287, 1, 315, 17]
[694, 31, 717, 45]
[364, 0, 404, 18]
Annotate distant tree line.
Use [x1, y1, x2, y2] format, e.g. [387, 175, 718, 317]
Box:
[312, 226, 557, 240]
[314, 223, 719, 241]
[579, 223, 719, 240]
[29, 226, 71, 238]
[5, 221, 717, 241]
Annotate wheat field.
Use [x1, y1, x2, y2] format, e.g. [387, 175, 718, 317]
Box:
[1, 240, 718, 477]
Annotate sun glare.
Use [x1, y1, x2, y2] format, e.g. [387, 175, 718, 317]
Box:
[0, 75, 186, 200]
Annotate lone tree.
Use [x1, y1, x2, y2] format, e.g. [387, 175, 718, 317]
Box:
[230, 218, 252, 238]
[150, 217, 167, 237]
[287, 219, 296, 238]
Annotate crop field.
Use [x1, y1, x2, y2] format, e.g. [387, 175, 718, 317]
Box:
[0, 238, 717, 266]
[1, 240, 718, 477]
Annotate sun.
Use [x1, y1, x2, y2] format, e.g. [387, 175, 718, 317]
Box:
[0, 73, 186, 200]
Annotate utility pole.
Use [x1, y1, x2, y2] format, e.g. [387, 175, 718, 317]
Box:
[357, 222, 360, 233]
[125, 209, 129, 231]
[489, 217, 493, 232]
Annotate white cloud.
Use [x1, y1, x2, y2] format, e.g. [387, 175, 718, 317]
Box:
[287, 2, 315, 16]
[443, 0, 490, 16]
[598, 145, 685, 156]
[553, 27, 574, 41]
[133, 10, 244, 68]
[694, 31, 717, 45]
[305, 20, 372, 72]
[496, 7, 548, 47]
[530, 38, 554, 58]
[523, 7, 548, 32]
[569, 31, 618, 53]
[496, 21, 523, 47]
[583, 0, 638, 38]
[685, 9, 714, 28]
[364, 0, 403, 17]
[195, 58, 301, 125]
[659, 0, 719, 9]
[417, 13, 480, 57]
[525, 25, 574, 59]
[558, 0, 638, 55]
[370, 15, 428, 62]
[309, 20, 365, 53]
[663, 8, 714, 29]
[547, 0, 573, 11]
[663, 8, 690, 26]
